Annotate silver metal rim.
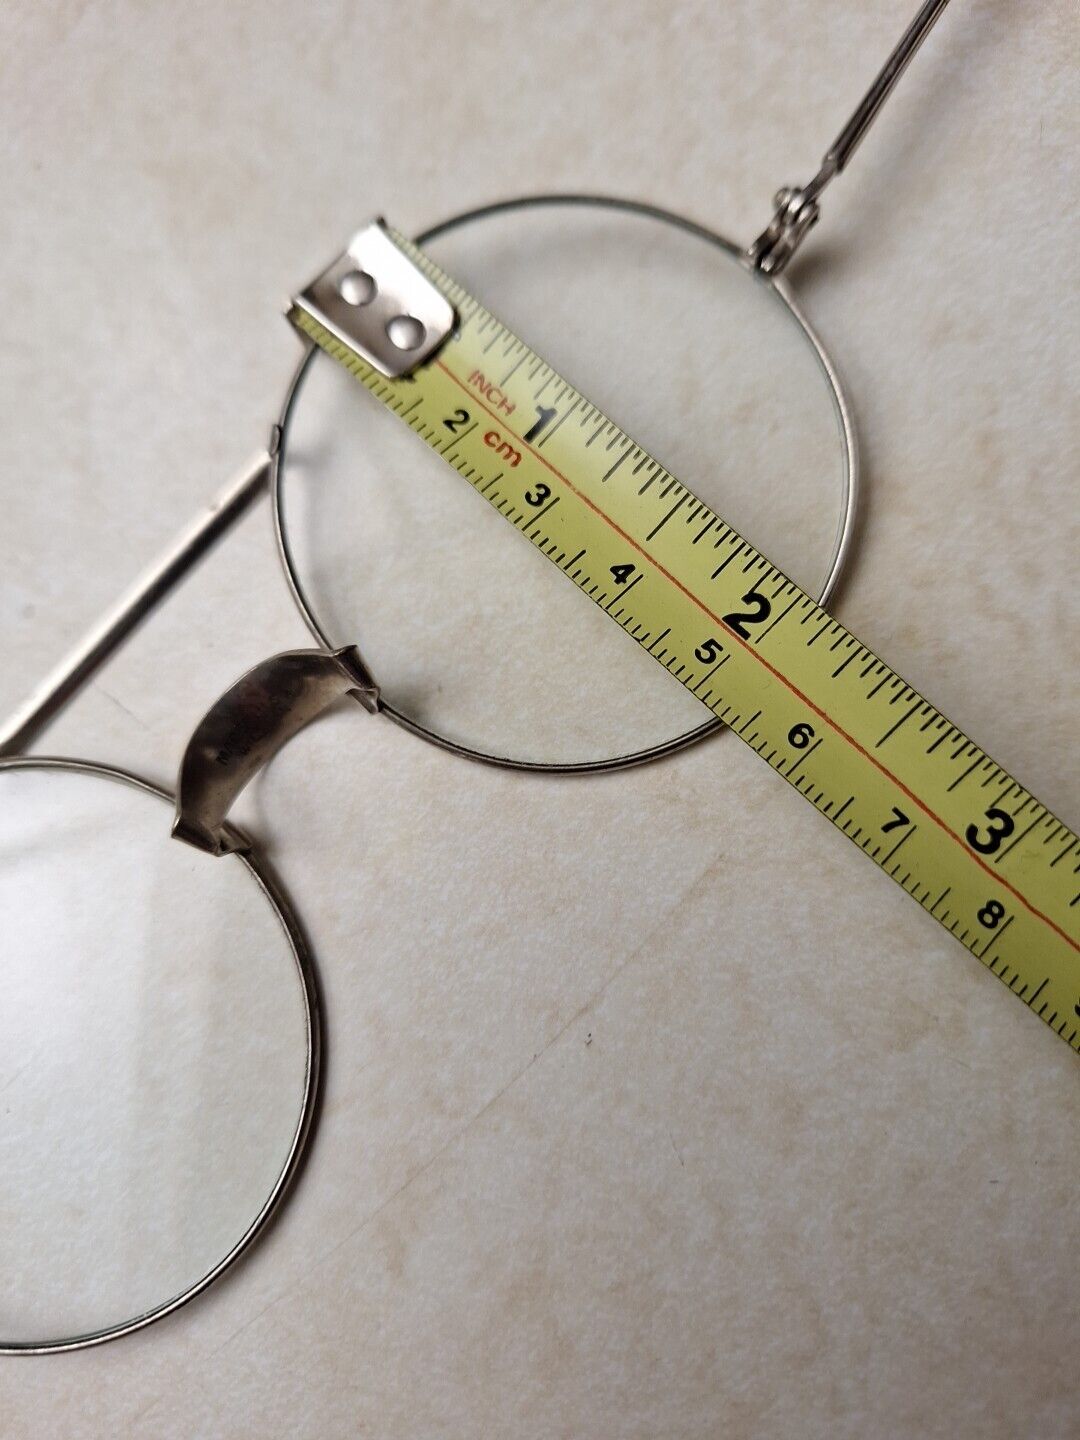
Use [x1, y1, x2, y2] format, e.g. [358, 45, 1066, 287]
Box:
[0, 755, 322, 1356]
[272, 192, 860, 775]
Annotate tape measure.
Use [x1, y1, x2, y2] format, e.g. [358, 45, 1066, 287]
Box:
[291, 230, 1080, 1054]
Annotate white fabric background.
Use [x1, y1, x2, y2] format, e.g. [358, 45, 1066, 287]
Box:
[1, 1, 1077, 1435]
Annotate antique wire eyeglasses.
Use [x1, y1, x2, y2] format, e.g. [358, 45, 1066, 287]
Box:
[1, 2, 953, 1352]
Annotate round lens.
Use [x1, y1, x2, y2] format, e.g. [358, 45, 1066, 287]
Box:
[276, 198, 855, 770]
[0, 760, 318, 1352]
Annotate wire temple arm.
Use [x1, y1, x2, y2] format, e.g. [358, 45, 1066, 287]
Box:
[748, 0, 953, 274]
[0, 452, 271, 758]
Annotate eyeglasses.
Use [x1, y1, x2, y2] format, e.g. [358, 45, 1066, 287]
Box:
[1, 1, 954, 1353]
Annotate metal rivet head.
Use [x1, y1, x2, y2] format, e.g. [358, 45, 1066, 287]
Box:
[338, 269, 376, 306]
[386, 314, 426, 351]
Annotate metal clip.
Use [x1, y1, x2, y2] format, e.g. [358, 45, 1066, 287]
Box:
[290, 219, 455, 378]
[747, 185, 823, 276]
[747, 0, 952, 276]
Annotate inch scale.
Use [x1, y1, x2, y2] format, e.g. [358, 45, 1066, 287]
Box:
[292, 227, 1080, 1053]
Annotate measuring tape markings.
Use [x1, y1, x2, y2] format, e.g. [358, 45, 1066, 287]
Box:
[290, 234, 1080, 1052]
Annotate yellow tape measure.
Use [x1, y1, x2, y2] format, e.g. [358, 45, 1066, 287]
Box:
[291, 231, 1080, 1054]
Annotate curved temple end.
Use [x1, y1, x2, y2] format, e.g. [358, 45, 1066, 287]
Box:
[173, 645, 379, 856]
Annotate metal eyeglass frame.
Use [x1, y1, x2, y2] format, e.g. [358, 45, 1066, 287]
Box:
[272, 193, 860, 773]
[0, 0, 954, 769]
[0, 0, 953, 1353]
[0, 753, 321, 1355]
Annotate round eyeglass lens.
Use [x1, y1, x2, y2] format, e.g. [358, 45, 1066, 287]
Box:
[0, 760, 317, 1352]
[276, 198, 855, 771]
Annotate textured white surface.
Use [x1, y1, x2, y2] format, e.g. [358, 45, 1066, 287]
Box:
[1, 1, 1078, 1435]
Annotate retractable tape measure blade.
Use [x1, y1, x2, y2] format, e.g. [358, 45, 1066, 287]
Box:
[290, 227, 1080, 1054]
